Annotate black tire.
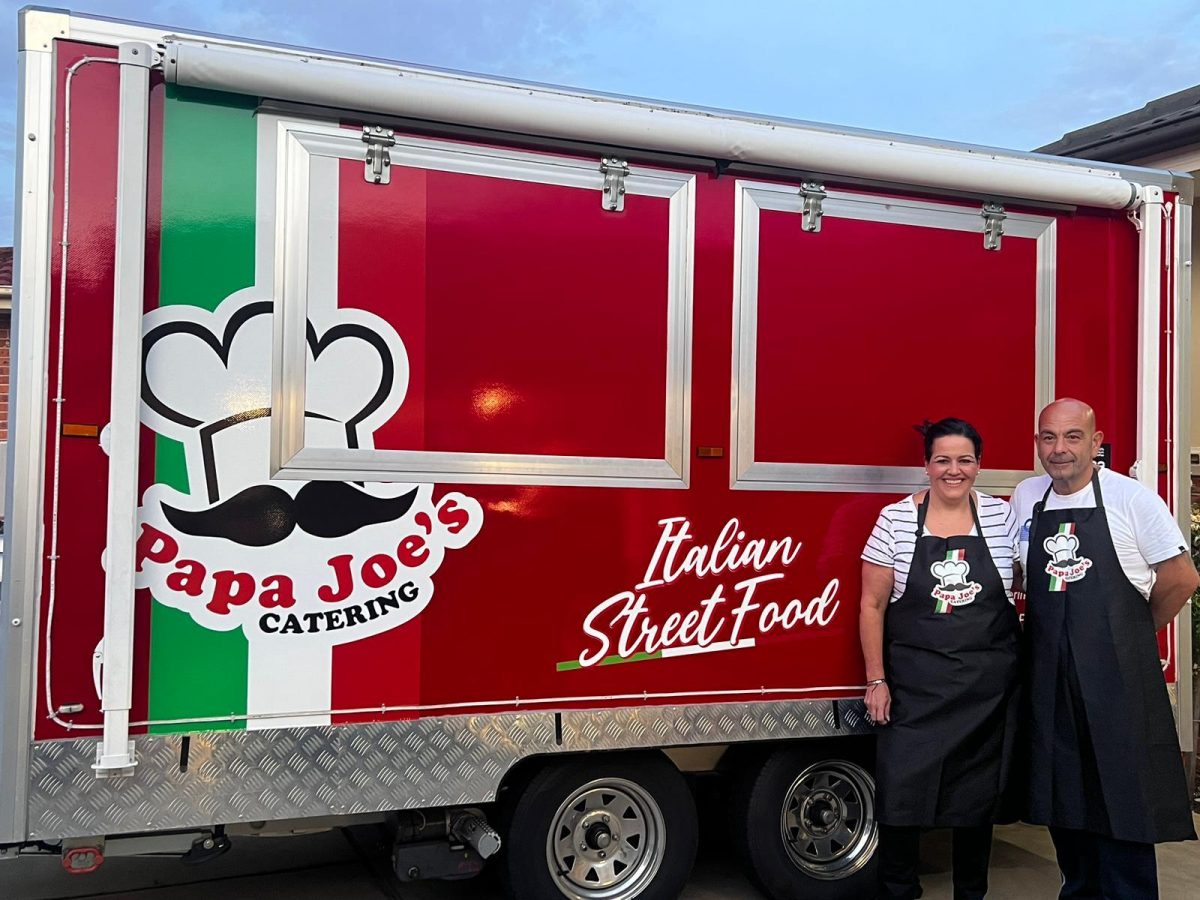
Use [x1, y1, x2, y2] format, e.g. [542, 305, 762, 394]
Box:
[498, 752, 698, 900]
[732, 746, 878, 900]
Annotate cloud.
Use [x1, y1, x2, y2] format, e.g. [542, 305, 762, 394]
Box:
[340, 1, 634, 86]
[148, 0, 315, 48]
[1004, 19, 1200, 149]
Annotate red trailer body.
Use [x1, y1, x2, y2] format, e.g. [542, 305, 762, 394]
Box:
[1, 10, 1192, 900]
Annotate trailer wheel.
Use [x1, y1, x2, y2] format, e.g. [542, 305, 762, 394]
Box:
[733, 747, 878, 900]
[498, 753, 697, 900]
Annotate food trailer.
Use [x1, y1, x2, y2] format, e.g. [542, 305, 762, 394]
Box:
[0, 8, 1191, 900]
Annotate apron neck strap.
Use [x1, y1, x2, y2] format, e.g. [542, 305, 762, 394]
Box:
[916, 491, 982, 535]
[1033, 467, 1102, 536]
[1038, 467, 1102, 506]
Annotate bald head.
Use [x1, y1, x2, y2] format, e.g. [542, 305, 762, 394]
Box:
[1038, 398, 1096, 433]
[1036, 398, 1103, 494]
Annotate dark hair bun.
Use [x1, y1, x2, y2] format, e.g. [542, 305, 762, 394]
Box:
[918, 417, 983, 461]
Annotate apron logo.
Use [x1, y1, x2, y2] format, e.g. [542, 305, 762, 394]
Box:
[1043, 523, 1092, 590]
[930, 549, 983, 613]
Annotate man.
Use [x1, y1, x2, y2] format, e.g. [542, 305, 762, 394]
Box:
[1012, 398, 1197, 900]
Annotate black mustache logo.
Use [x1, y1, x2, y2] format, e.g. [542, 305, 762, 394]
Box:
[163, 482, 418, 547]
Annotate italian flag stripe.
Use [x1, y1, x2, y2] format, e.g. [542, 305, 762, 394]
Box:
[556, 651, 663, 672]
[1047, 523, 1075, 592]
[555, 639, 757, 671]
[935, 548, 965, 613]
[148, 87, 259, 733]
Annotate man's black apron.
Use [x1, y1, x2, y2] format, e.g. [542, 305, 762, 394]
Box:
[1025, 470, 1194, 843]
[877, 494, 1021, 826]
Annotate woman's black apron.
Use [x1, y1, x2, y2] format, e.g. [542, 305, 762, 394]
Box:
[876, 493, 1021, 826]
[1024, 470, 1195, 843]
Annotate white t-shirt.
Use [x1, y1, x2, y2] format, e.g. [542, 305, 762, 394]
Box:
[861, 493, 1019, 602]
[1011, 467, 1188, 600]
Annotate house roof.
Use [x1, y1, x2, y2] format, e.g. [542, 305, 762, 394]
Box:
[0, 246, 11, 289]
[1037, 85, 1200, 162]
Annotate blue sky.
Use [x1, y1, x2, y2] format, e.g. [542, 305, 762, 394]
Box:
[3, 0, 1200, 243]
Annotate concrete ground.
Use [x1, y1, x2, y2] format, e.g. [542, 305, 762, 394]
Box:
[3, 817, 1198, 899]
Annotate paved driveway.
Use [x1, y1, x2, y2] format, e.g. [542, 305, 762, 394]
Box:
[5, 817, 1199, 899]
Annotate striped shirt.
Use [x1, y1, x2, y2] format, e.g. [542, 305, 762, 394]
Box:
[861, 493, 1020, 602]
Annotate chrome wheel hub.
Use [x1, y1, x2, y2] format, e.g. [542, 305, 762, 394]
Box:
[780, 760, 877, 881]
[546, 778, 666, 899]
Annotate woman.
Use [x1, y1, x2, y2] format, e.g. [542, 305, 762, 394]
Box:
[859, 418, 1021, 900]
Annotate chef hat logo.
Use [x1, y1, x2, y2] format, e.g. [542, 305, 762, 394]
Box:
[930, 558, 970, 587]
[141, 293, 407, 501]
[1043, 532, 1080, 565]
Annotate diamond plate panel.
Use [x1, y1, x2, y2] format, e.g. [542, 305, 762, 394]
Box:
[28, 713, 557, 840]
[560, 698, 870, 751]
[26, 699, 869, 840]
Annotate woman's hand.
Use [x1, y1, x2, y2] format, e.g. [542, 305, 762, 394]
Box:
[859, 561, 894, 727]
[865, 682, 891, 726]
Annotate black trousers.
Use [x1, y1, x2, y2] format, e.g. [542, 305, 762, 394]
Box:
[878, 824, 993, 900]
[1049, 827, 1158, 900]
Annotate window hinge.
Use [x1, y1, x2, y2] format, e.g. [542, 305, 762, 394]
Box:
[982, 202, 1006, 251]
[362, 125, 396, 185]
[600, 157, 630, 211]
[800, 182, 826, 233]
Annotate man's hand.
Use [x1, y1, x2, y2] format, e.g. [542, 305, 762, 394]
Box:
[1149, 551, 1199, 632]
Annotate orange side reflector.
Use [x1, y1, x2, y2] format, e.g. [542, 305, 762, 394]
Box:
[62, 423, 101, 438]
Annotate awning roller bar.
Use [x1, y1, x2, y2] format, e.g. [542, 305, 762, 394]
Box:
[165, 40, 1141, 211]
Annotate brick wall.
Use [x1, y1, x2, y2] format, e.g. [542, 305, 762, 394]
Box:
[0, 310, 8, 441]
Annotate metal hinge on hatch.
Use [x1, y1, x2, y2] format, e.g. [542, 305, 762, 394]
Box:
[362, 125, 396, 185]
[600, 157, 630, 211]
[981, 202, 1006, 251]
[800, 182, 826, 233]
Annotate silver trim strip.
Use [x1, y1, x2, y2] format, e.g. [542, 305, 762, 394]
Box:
[730, 183, 1053, 494]
[1173, 199, 1193, 751]
[0, 35, 56, 846]
[1134, 187, 1165, 492]
[94, 42, 153, 777]
[269, 120, 695, 489]
[17, 7, 69, 52]
[1037, 220, 1058, 455]
[25, 698, 869, 839]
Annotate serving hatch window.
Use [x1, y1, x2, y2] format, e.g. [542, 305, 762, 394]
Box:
[267, 118, 695, 489]
[730, 182, 1056, 494]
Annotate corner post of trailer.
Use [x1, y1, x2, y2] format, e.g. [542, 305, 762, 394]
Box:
[1172, 194, 1195, 755]
[0, 8, 68, 845]
[93, 41, 155, 778]
[1134, 184, 1165, 493]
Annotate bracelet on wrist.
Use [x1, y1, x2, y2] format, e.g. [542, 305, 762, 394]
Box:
[866, 678, 886, 687]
